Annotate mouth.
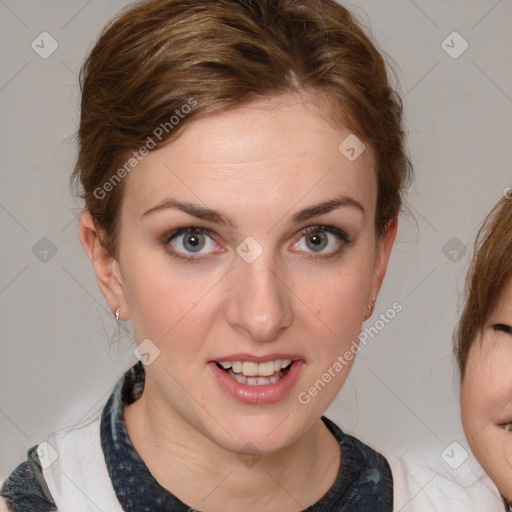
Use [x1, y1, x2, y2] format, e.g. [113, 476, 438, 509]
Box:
[208, 354, 305, 404]
[214, 359, 295, 386]
[501, 423, 512, 431]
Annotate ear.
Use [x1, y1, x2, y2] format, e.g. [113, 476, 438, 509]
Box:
[78, 212, 129, 320]
[365, 216, 398, 320]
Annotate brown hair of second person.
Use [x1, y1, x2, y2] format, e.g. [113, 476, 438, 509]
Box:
[455, 195, 512, 379]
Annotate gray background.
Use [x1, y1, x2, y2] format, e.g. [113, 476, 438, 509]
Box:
[0, 0, 511, 497]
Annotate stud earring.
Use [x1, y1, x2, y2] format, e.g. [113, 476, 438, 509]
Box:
[115, 308, 120, 323]
[365, 298, 376, 319]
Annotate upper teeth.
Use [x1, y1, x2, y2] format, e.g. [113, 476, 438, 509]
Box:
[219, 359, 292, 376]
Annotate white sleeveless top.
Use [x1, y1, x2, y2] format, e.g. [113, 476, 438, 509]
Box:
[39, 414, 124, 512]
[36, 412, 505, 512]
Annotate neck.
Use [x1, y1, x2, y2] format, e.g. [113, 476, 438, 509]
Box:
[124, 382, 340, 512]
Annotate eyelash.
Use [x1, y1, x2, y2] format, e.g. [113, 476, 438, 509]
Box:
[162, 225, 351, 263]
[493, 323, 512, 334]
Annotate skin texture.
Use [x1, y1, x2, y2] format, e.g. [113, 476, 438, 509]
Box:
[79, 94, 397, 511]
[461, 278, 512, 503]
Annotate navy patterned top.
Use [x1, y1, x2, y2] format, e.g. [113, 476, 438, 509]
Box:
[1, 362, 394, 511]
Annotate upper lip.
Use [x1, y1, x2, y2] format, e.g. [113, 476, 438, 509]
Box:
[210, 353, 304, 363]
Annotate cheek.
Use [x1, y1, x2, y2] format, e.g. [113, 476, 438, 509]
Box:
[300, 251, 374, 329]
[314, 270, 370, 330]
[460, 377, 483, 437]
[462, 350, 512, 434]
[120, 246, 207, 342]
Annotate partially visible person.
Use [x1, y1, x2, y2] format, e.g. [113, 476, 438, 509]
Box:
[456, 194, 512, 511]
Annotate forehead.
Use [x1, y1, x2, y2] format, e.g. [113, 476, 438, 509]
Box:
[122, 95, 377, 219]
[495, 278, 512, 313]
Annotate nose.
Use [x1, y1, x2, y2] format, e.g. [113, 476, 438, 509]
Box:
[225, 250, 293, 343]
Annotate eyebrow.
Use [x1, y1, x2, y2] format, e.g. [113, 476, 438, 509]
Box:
[141, 194, 364, 229]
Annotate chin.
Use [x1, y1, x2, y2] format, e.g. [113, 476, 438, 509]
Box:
[201, 410, 314, 455]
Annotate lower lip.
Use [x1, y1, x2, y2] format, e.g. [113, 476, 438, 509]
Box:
[208, 361, 305, 405]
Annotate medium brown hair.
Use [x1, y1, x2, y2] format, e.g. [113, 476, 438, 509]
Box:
[455, 195, 512, 379]
[70, 0, 413, 259]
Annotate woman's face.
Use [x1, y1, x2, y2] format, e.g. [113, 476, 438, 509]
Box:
[461, 278, 512, 501]
[104, 95, 395, 454]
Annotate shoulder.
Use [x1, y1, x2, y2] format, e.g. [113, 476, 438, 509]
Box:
[1, 446, 57, 512]
[322, 416, 391, 473]
[338, 429, 393, 498]
[321, 416, 393, 510]
[387, 448, 505, 512]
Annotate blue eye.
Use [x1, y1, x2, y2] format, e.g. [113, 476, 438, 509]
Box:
[164, 227, 219, 261]
[493, 324, 511, 334]
[163, 225, 350, 263]
[292, 225, 350, 260]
